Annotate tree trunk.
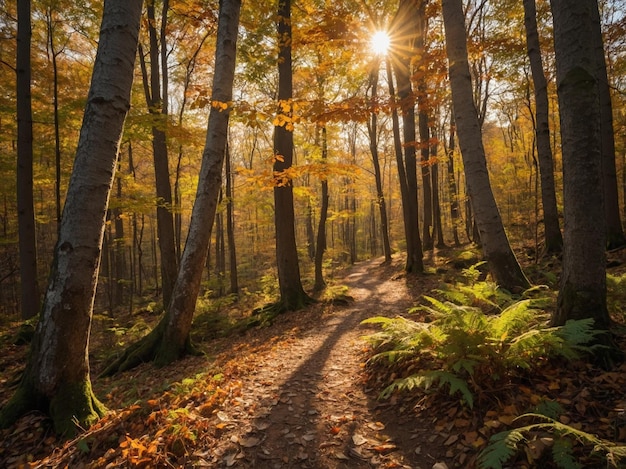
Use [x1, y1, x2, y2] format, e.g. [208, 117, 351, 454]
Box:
[367, 63, 392, 263]
[140, 2, 177, 307]
[390, 0, 423, 273]
[272, 0, 311, 309]
[100, 0, 242, 371]
[415, 0, 433, 251]
[0, 0, 143, 435]
[590, 2, 626, 250]
[431, 129, 445, 248]
[446, 114, 461, 246]
[225, 142, 239, 295]
[442, 0, 529, 292]
[46, 7, 63, 234]
[522, 0, 563, 254]
[314, 127, 330, 291]
[16, 0, 40, 320]
[550, 0, 612, 336]
[386, 59, 415, 255]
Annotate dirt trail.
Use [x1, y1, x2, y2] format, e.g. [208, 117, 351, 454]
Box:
[200, 257, 449, 468]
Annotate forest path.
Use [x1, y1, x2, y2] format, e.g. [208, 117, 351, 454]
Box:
[202, 256, 449, 468]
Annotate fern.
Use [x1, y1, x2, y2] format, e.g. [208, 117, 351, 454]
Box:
[478, 428, 527, 469]
[362, 282, 601, 411]
[556, 318, 602, 349]
[478, 413, 626, 469]
[552, 438, 583, 469]
[381, 370, 474, 408]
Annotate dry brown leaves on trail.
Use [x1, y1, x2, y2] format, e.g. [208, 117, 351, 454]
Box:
[2, 254, 626, 468]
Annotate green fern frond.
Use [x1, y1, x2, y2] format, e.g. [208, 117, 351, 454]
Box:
[369, 349, 417, 363]
[556, 318, 600, 347]
[451, 357, 480, 375]
[432, 288, 470, 307]
[492, 299, 543, 337]
[552, 438, 583, 469]
[534, 399, 564, 420]
[420, 295, 459, 317]
[380, 370, 474, 408]
[477, 428, 527, 469]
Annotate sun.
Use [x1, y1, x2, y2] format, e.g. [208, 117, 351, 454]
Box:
[370, 30, 391, 56]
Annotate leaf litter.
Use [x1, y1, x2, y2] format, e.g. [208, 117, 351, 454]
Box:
[2, 253, 626, 468]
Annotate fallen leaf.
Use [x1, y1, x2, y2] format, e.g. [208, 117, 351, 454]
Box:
[224, 452, 238, 467]
[335, 451, 349, 460]
[367, 421, 386, 431]
[352, 434, 368, 446]
[444, 435, 458, 446]
[432, 463, 449, 469]
[239, 436, 261, 448]
[371, 443, 397, 453]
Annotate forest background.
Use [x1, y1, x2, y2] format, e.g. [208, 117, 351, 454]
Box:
[0, 0, 625, 318]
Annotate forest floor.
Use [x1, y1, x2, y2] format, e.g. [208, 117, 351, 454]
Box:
[2, 250, 626, 468]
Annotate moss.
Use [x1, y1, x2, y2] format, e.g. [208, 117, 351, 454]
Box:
[0, 384, 38, 429]
[1, 375, 105, 438]
[49, 379, 106, 437]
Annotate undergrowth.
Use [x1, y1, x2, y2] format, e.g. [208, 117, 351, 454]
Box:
[362, 277, 600, 409]
[478, 411, 626, 469]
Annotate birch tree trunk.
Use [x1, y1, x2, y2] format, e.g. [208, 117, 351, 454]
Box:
[522, 0, 563, 254]
[101, 0, 242, 371]
[442, 0, 529, 292]
[0, 0, 143, 435]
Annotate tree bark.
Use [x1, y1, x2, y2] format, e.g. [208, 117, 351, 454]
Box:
[225, 142, 239, 295]
[415, 0, 433, 251]
[550, 0, 612, 337]
[272, 0, 312, 309]
[367, 63, 392, 263]
[430, 129, 445, 248]
[0, 0, 143, 435]
[442, 0, 530, 292]
[142, 1, 177, 307]
[522, 0, 563, 254]
[314, 126, 330, 291]
[589, 2, 626, 250]
[386, 58, 415, 255]
[446, 115, 461, 246]
[101, 0, 242, 371]
[390, 0, 424, 273]
[16, 0, 40, 320]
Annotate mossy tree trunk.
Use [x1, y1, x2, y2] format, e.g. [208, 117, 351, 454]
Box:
[0, 0, 143, 436]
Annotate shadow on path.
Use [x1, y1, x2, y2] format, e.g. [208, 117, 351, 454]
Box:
[216, 257, 431, 468]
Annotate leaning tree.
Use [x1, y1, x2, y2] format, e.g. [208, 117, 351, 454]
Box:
[0, 0, 143, 435]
